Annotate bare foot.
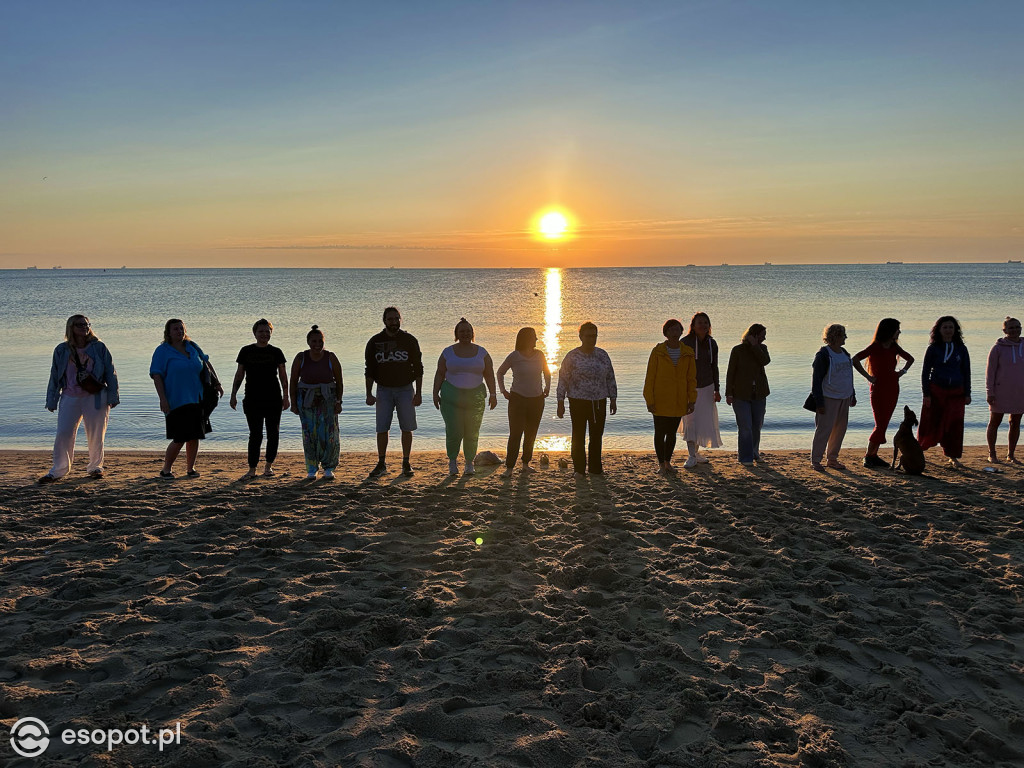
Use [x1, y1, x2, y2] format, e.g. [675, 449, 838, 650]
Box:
[947, 457, 963, 469]
[1008, 455, 1022, 465]
[521, 464, 537, 474]
[988, 453, 1000, 464]
[244, 469, 257, 479]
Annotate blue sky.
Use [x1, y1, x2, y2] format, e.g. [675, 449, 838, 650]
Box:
[2, 0, 1022, 266]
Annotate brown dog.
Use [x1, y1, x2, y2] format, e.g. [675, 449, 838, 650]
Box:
[892, 406, 926, 475]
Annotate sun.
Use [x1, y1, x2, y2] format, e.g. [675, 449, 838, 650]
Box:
[537, 210, 570, 239]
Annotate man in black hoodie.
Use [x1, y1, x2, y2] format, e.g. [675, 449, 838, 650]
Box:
[365, 307, 424, 476]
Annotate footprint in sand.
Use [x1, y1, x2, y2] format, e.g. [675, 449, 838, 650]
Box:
[610, 649, 638, 685]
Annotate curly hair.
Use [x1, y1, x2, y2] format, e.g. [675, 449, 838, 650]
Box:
[929, 316, 963, 345]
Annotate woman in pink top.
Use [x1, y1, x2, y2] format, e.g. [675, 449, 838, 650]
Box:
[985, 316, 1024, 464]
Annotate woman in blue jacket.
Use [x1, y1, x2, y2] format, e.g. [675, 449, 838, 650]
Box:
[919, 316, 971, 468]
[39, 315, 119, 483]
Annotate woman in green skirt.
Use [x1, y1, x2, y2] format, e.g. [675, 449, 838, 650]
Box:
[432, 318, 498, 475]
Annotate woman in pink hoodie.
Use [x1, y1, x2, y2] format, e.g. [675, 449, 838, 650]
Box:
[985, 316, 1024, 463]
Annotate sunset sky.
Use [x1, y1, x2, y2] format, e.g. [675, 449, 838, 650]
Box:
[2, 0, 1022, 268]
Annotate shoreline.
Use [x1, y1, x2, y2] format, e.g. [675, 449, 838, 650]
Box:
[2, 447, 1022, 766]
[0, 445, 1012, 485]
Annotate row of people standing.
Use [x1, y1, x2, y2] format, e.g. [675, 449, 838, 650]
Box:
[39, 312, 1023, 482]
[808, 315, 1023, 471]
[642, 315, 768, 472]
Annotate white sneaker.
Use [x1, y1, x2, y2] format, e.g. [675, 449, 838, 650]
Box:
[323, 468, 335, 480]
[449, 459, 458, 475]
[695, 454, 710, 464]
[683, 456, 698, 469]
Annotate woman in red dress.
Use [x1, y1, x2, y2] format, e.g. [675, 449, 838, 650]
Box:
[852, 318, 914, 468]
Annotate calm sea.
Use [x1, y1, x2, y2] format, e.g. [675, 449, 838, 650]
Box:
[1, 264, 1018, 454]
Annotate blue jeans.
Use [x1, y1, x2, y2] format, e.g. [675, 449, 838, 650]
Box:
[732, 398, 766, 463]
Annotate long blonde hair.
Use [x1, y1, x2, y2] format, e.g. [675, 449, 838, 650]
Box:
[65, 314, 99, 348]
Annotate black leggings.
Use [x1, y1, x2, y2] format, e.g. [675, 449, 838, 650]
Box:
[653, 415, 682, 462]
[569, 398, 607, 474]
[506, 393, 545, 468]
[243, 399, 282, 468]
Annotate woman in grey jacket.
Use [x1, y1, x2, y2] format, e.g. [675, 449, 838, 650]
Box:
[40, 314, 119, 483]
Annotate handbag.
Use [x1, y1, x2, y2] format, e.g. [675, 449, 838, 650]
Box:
[71, 348, 104, 394]
[802, 392, 818, 412]
[190, 342, 221, 428]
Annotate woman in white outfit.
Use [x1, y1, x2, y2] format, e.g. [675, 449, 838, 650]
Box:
[39, 314, 119, 483]
[679, 311, 722, 467]
[810, 323, 857, 470]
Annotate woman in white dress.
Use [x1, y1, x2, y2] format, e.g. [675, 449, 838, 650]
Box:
[679, 311, 723, 467]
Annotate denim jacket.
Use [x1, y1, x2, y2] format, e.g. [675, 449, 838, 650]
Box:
[46, 340, 120, 411]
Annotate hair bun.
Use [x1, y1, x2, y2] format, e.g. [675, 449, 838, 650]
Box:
[311, 324, 319, 331]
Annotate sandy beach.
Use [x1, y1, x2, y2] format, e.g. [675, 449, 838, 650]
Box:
[1, 447, 1022, 767]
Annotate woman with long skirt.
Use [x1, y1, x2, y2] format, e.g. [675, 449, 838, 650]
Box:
[852, 318, 914, 468]
[679, 311, 723, 467]
[919, 316, 971, 468]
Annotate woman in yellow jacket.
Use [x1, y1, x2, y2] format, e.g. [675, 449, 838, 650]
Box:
[643, 318, 698, 474]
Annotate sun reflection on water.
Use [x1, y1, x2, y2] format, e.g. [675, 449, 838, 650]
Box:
[537, 268, 565, 451]
[543, 267, 561, 374]
[535, 435, 570, 452]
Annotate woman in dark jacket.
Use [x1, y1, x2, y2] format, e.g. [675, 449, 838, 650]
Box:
[919, 316, 971, 468]
[725, 323, 770, 466]
[810, 324, 857, 471]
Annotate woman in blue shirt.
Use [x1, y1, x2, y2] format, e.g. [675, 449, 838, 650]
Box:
[150, 318, 222, 478]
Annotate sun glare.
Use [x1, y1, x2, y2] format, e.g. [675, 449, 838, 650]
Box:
[537, 210, 570, 239]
